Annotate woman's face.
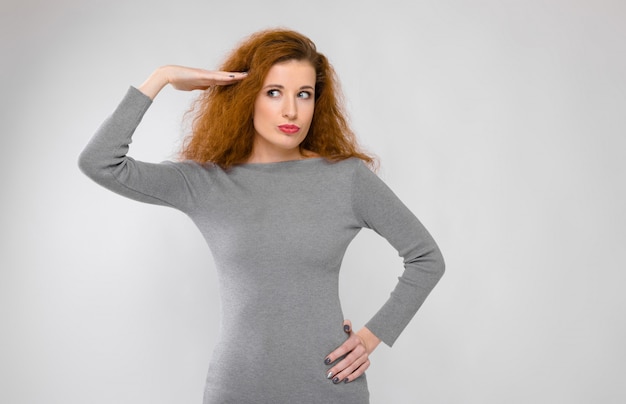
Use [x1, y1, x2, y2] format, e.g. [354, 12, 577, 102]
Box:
[251, 59, 316, 161]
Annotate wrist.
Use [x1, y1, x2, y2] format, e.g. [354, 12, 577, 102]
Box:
[137, 66, 170, 99]
[356, 327, 381, 354]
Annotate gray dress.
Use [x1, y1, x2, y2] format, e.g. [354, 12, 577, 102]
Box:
[78, 87, 445, 404]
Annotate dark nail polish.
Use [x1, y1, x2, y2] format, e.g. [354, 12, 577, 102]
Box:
[332, 377, 340, 384]
[324, 357, 331, 365]
[344, 325, 350, 333]
[344, 378, 350, 383]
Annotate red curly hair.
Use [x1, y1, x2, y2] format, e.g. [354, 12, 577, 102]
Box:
[180, 28, 376, 169]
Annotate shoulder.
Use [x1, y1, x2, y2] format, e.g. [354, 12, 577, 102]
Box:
[325, 157, 371, 174]
[334, 157, 378, 182]
[318, 158, 383, 196]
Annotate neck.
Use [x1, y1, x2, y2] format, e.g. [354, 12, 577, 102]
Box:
[246, 144, 306, 164]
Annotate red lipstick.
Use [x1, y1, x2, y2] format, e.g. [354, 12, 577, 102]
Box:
[278, 124, 300, 134]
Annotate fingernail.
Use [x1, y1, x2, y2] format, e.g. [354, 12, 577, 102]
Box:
[344, 378, 350, 383]
[326, 371, 333, 379]
[332, 377, 340, 384]
[324, 357, 331, 365]
[344, 325, 350, 333]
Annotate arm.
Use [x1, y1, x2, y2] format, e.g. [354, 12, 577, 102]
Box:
[325, 160, 445, 383]
[353, 160, 445, 344]
[78, 66, 247, 209]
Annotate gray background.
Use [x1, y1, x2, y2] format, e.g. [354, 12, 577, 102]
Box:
[2, 0, 625, 403]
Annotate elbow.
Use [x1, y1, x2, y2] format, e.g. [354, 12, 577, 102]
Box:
[435, 250, 446, 280]
[422, 244, 445, 284]
[77, 146, 113, 184]
[432, 244, 446, 281]
[77, 148, 97, 179]
[404, 242, 446, 288]
[77, 149, 88, 172]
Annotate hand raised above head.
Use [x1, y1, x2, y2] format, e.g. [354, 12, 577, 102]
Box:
[138, 65, 247, 99]
[163, 65, 248, 91]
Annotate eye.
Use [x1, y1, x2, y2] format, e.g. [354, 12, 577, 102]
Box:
[267, 89, 280, 97]
[298, 91, 312, 99]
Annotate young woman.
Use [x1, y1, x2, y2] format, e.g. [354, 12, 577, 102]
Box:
[79, 28, 445, 404]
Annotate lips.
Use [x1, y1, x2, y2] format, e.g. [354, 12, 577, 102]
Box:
[278, 124, 300, 134]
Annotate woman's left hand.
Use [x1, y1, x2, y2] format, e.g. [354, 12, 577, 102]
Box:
[324, 320, 381, 384]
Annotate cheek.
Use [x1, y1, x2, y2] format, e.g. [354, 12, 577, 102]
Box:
[252, 101, 268, 125]
[303, 104, 315, 124]
[254, 99, 280, 123]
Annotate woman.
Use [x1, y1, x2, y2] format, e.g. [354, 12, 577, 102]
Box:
[79, 28, 445, 404]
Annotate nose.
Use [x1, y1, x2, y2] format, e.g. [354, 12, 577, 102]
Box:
[282, 97, 297, 120]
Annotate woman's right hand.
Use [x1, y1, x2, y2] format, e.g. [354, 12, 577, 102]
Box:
[138, 65, 247, 99]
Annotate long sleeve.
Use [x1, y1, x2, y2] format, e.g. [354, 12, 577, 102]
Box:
[351, 161, 445, 347]
[78, 86, 200, 212]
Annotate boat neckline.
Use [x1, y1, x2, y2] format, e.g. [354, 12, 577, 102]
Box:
[235, 157, 327, 168]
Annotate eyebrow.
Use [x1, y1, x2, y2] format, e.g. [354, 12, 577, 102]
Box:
[262, 84, 315, 91]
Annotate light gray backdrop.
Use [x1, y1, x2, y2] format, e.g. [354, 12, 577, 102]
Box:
[1, 0, 625, 403]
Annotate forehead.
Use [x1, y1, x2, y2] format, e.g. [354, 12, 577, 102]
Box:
[263, 60, 316, 85]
